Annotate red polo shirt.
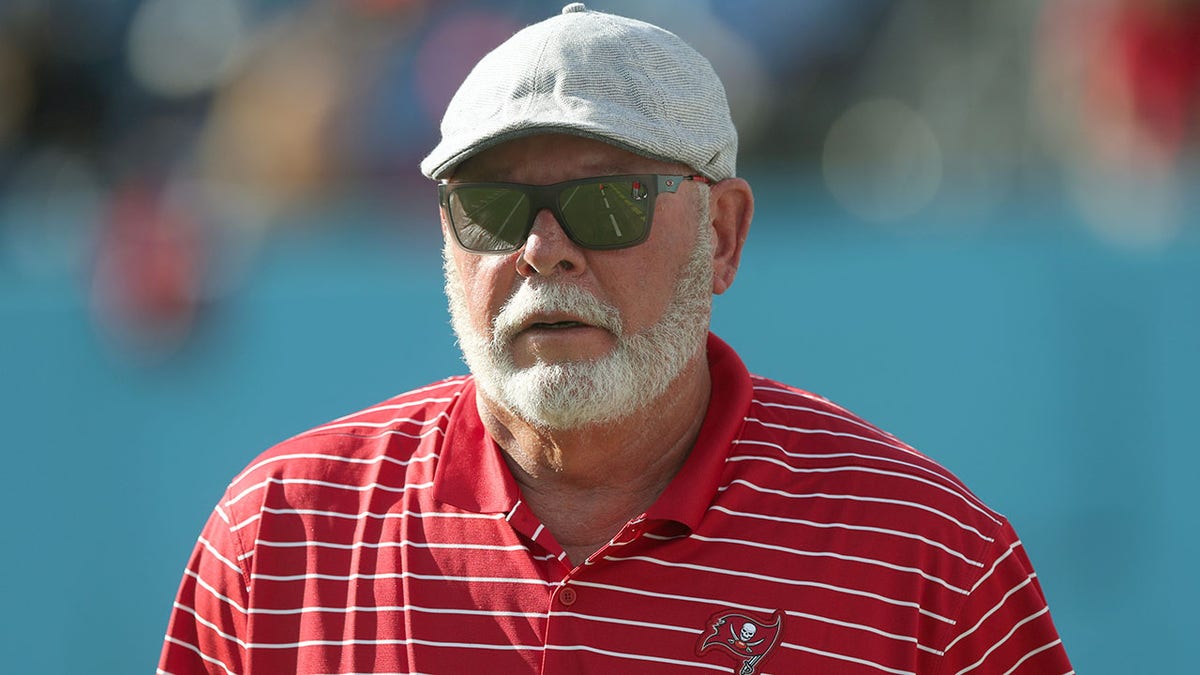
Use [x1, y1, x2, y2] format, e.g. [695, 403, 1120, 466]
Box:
[160, 335, 1073, 674]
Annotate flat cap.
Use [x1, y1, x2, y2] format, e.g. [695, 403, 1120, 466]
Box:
[420, 2, 738, 181]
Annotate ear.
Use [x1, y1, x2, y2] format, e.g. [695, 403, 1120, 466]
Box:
[706, 177, 754, 295]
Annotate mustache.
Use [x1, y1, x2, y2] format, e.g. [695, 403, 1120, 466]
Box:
[491, 282, 623, 346]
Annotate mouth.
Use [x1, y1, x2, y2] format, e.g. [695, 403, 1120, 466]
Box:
[528, 320, 590, 330]
[489, 284, 623, 345]
[511, 312, 612, 339]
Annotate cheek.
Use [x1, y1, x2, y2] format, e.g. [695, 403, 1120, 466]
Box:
[624, 222, 707, 328]
[601, 258, 679, 330]
[452, 253, 514, 330]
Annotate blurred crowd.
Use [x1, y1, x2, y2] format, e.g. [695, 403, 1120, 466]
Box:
[1, 0, 1198, 356]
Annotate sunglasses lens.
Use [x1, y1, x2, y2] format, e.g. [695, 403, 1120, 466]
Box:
[558, 178, 651, 248]
[444, 176, 657, 253]
[446, 186, 533, 252]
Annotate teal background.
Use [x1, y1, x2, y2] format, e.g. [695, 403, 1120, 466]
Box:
[2, 179, 1195, 673]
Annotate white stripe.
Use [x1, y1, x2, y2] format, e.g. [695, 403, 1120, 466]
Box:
[709, 504, 982, 574]
[607, 213, 622, 236]
[231, 507, 503, 533]
[253, 538, 528, 553]
[321, 398, 451, 420]
[750, 381, 831, 405]
[301, 426, 447, 443]
[543, 643, 726, 671]
[231, 512, 261, 531]
[550, 610, 702, 635]
[231, 450, 439, 491]
[1000, 639, 1064, 675]
[311, 415, 449, 433]
[327, 385, 463, 422]
[970, 540, 1021, 594]
[162, 636, 239, 675]
[780, 641, 915, 675]
[171, 601, 249, 649]
[743, 416, 917, 457]
[790, 609, 922, 646]
[505, 499, 522, 521]
[197, 536, 242, 575]
[246, 636, 545, 651]
[741, 404, 998, 520]
[185, 569, 248, 614]
[575, 567, 954, 625]
[686, 523, 974, 590]
[250, 570, 558, 586]
[247, 603, 549, 618]
[227, 476, 434, 508]
[642, 532, 689, 543]
[943, 575, 1037, 653]
[720, 478, 994, 542]
[733, 437, 958, 491]
[750, 398, 907, 445]
[603, 553, 942, 644]
[952, 607, 1051, 675]
[730, 433, 999, 525]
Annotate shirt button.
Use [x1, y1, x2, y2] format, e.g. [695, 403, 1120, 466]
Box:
[558, 585, 577, 606]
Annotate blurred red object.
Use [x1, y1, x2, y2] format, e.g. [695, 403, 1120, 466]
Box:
[1102, 0, 1200, 158]
[91, 180, 206, 356]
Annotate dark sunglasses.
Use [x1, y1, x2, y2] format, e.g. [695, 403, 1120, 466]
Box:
[439, 174, 709, 254]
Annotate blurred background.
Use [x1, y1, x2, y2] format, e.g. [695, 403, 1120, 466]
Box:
[1, 0, 1196, 671]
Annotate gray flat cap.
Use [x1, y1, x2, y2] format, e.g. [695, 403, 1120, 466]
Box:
[420, 2, 738, 181]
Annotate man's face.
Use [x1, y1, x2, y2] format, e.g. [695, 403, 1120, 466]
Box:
[441, 134, 715, 429]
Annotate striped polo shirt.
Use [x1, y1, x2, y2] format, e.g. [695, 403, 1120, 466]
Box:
[159, 334, 1073, 674]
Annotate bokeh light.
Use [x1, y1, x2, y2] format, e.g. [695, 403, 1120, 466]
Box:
[822, 98, 942, 223]
[126, 0, 247, 99]
[2, 146, 102, 276]
[0, 39, 34, 148]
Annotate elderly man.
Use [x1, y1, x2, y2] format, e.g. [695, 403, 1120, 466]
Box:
[160, 4, 1073, 674]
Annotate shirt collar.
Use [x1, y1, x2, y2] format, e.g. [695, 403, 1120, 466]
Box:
[433, 379, 522, 513]
[433, 333, 752, 525]
[643, 333, 751, 530]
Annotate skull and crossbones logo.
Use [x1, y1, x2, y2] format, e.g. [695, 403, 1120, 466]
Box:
[728, 621, 764, 653]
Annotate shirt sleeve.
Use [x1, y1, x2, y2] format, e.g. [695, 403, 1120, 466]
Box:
[936, 518, 1074, 675]
[158, 495, 250, 675]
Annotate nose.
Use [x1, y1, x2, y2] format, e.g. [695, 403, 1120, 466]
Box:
[516, 208, 587, 277]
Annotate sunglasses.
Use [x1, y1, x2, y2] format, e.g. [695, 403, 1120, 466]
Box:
[439, 174, 709, 254]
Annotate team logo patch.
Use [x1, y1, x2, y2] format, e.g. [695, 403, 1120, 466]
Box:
[696, 608, 784, 674]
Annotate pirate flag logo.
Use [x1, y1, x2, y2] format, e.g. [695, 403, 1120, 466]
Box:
[696, 609, 784, 674]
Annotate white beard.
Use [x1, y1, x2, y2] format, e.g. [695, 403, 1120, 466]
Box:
[444, 224, 714, 431]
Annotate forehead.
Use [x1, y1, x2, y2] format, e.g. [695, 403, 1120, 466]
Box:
[452, 133, 687, 184]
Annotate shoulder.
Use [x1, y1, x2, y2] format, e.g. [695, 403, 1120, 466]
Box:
[740, 375, 980, 493]
[730, 374, 1005, 551]
[219, 376, 472, 524]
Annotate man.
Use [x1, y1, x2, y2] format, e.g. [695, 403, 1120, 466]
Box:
[160, 4, 1074, 674]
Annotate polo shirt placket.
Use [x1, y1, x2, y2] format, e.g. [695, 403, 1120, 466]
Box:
[434, 336, 754, 673]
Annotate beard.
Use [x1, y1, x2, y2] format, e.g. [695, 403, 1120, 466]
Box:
[444, 220, 714, 431]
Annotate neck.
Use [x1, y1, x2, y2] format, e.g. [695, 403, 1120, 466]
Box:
[477, 354, 711, 565]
